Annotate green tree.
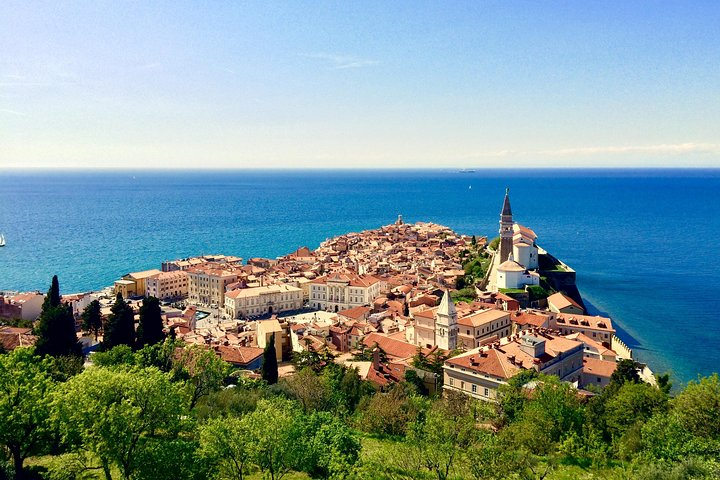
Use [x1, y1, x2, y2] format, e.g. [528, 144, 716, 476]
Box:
[134, 337, 181, 373]
[407, 391, 477, 480]
[35, 276, 81, 359]
[655, 373, 673, 395]
[173, 345, 230, 410]
[136, 296, 164, 348]
[639, 412, 720, 461]
[91, 344, 136, 367]
[672, 373, 720, 439]
[0, 348, 57, 480]
[279, 367, 330, 412]
[47, 274, 61, 308]
[291, 347, 336, 373]
[103, 294, 135, 350]
[293, 411, 361, 479]
[81, 299, 103, 340]
[323, 363, 367, 414]
[467, 432, 516, 480]
[497, 369, 539, 425]
[244, 398, 300, 480]
[357, 384, 429, 436]
[404, 369, 429, 396]
[199, 416, 253, 480]
[523, 378, 585, 443]
[610, 359, 641, 387]
[604, 381, 667, 442]
[488, 237, 500, 251]
[262, 334, 279, 385]
[54, 366, 185, 480]
[133, 437, 209, 480]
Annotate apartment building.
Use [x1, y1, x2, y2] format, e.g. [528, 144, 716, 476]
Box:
[309, 273, 381, 312]
[145, 270, 189, 300]
[224, 284, 303, 318]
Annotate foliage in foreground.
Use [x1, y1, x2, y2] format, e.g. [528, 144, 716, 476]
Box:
[2, 341, 720, 480]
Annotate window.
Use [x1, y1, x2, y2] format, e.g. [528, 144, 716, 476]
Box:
[484, 388, 489, 397]
[471, 384, 477, 393]
[449, 378, 454, 386]
[460, 381, 465, 389]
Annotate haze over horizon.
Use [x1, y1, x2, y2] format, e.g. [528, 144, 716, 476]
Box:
[2, 1, 719, 169]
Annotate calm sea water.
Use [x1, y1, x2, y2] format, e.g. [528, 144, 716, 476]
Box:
[1, 169, 719, 385]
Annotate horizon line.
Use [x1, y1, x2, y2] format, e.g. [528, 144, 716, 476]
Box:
[3, 166, 720, 172]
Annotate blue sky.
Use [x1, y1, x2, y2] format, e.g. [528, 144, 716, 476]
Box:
[1, 1, 719, 169]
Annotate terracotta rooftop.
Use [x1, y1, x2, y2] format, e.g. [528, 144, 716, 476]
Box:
[547, 292, 583, 311]
[583, 357, 617, 378]
[363, 332, 431, 360]
[458, 308, 510, 328]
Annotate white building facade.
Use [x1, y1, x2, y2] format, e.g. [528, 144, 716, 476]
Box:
[309, 273, 381, 312]
[224, 284, 303, 318]
[145, 270, 189, 300]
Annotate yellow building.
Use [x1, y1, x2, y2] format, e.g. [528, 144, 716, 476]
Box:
[186, 265, 238, 307]
[224, 284, 303, 319]
[114, 269, 162, 298]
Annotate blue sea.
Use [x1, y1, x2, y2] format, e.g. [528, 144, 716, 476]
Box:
[1, 168, 719, 386]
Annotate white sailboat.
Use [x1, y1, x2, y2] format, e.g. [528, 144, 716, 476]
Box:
[0, 234, 5, 247]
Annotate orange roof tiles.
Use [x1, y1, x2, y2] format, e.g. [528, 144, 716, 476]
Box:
[363, 332, 430, 360]
[583, 357, 617, 378]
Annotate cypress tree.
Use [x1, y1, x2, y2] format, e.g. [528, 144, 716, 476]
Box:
[137, 296, 164, 348]
[261, 333, 279, 385]
[81, 300, 103, 340]
[48, 275, 61, 308]
[103, 293, 136, 350]
[35, 276, 81, 358]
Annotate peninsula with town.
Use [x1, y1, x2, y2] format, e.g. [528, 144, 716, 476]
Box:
[1, 191, 717, 480]
[1, 190, 648, 395]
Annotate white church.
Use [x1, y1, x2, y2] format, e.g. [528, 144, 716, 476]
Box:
[495, 189, 541, 290]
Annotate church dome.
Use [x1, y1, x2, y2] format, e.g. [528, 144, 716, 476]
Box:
[498, 260, 525, 272]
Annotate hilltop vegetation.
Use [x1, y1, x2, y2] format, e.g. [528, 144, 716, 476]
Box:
[2, 341, 720, 480]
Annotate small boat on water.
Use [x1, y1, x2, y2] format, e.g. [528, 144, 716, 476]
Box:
[0, 234, 5, 247]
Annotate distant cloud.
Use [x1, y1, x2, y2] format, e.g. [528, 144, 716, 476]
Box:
[470, 143, 720, 159]
[300, 53, 379, 69]
[0, 82, 50, 87]
[0, 108, 28, 116]
[137, 62, 162, 70]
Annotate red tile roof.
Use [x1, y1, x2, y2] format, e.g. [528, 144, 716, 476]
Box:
[363, 332, 431, 360]
[583, 357, 617, 378]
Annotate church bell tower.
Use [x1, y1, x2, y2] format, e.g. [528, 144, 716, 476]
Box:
[499, 188, 513, 262]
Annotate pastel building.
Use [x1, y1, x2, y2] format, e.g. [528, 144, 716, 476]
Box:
[0, 293, 44, 321]
[552, 313, 615, 346]
[457, 308, 512, 350]
[412, 291, 458, 350]
[145, 270, 189, 300]
[496, 255, 540, 290]
[547, 292, 584, 315]
[494, 191, 541, 291]
[443, 331, 584, 401]
[114, 269, 163, 298]
[224, 284, 303, 318]
[309, 273, 381, 312]
[186, 266, 238, 307]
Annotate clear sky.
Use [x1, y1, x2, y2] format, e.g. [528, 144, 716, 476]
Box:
[2, 1, 719, 169]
